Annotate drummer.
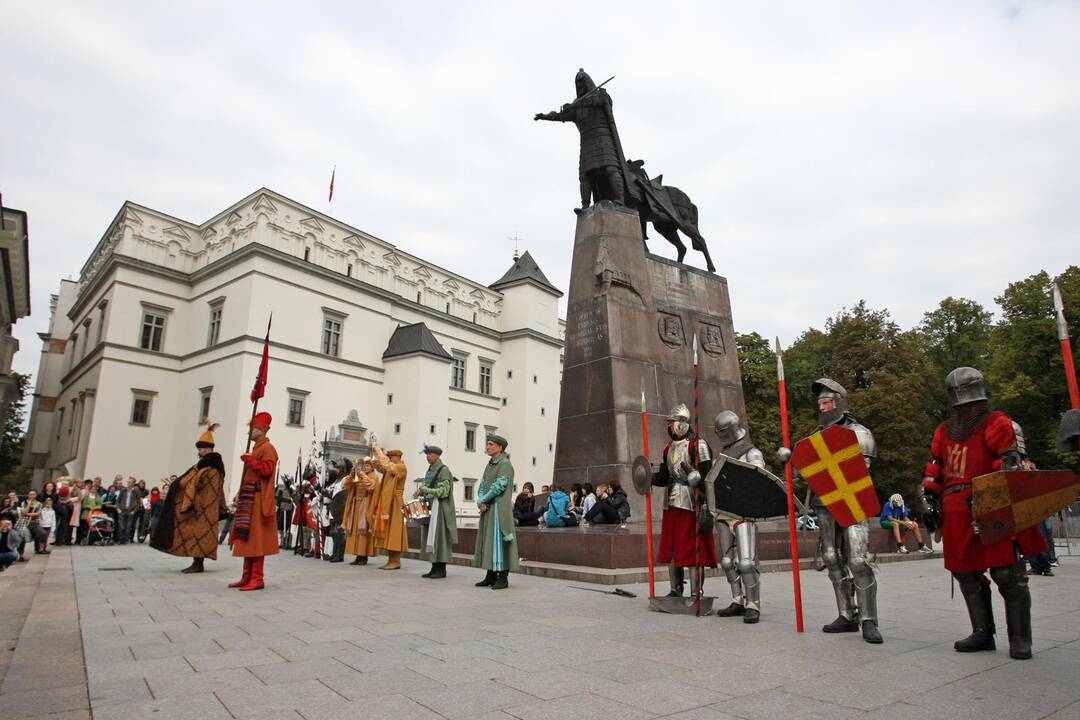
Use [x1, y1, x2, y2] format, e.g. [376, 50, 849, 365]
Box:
[414, 444, 458, 579]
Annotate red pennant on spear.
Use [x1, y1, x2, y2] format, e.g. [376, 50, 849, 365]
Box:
[1053, 283, 1080, 410]
[776, 336, 805, 632]
[246, 314, 272, 453]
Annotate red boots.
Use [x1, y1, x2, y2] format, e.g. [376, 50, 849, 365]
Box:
[228, 557, 266, 590]
[238, 556, 265, 591]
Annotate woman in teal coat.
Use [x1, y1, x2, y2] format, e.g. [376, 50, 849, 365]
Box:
[473, 434, 518, 590]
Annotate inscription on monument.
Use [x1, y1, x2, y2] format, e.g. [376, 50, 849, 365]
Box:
[566, 300, 608, 362]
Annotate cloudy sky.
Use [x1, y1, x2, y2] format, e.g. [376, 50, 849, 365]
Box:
[2, 1, 1078, 380]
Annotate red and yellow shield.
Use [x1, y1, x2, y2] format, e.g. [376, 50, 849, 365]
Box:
[792, 425, 880, 527]
[973, 470, 1079, 546]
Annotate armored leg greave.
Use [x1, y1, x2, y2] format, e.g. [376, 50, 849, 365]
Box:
[846, 522, 877, 625]
[953, 571, 996, 652]
[718, 523, 742, 602]
[668, 564, 685, 597]
[990, 562, 1032, 659]
[735, 522, 760, 611]
[819, 513, 856, 621]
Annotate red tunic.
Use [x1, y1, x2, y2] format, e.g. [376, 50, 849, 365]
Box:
[231, 436, 280, 558]
[924, 412, 1046, 573]
[655, 439, 718, 568]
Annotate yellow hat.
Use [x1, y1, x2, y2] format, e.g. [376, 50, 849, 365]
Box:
[196, 422, 219, 448]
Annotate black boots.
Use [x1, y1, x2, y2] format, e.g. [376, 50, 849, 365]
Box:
[423, 563, 447, 579]
[667, 567, 685, 597]
[1003, 585, 1033, 660]
[491, 570, 509, 590]
[822, 615, 859, 633]
[954, 572, 997, 652]
[861, 620, 883, 644]
[716, 602, 746, 617]
[475, 570, 496, 587]
[181, 558, 205, 574]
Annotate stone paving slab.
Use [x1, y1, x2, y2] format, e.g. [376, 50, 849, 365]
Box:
[2, 543, 1076, 720]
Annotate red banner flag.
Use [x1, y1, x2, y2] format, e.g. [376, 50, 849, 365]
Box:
[328, 166, 336, 203]
[250, 317, 271, 402]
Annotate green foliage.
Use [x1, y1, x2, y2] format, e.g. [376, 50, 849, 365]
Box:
[0, 372, 31, 495]
[738, 267, 1080, 508]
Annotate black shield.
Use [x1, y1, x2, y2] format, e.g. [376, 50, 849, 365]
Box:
[709, 456, 793, 520]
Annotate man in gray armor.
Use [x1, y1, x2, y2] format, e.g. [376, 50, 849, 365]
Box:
[782, 379, 882, 644]
[711, 411, 766, 624]
[652, 404, 717, 598]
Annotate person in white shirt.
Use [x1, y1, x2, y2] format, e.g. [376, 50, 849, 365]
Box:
[38, 498, 56, 553]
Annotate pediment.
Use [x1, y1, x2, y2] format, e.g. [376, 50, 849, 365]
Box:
[202, 226, 218, 241]
[162, 225, 191, 241]
[124, 208, 144, 225]
[469, 288, 486, 300]
[342, 234, 365, 250]
[414, 265, 432, 279]
[443, 278, 460, 290]
[300, 216, 325, 233]
[383, 251, 402, 267]
[252, 194, 278, 214]
[226, 211, 243, 226]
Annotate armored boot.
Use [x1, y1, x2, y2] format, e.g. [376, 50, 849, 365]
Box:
[491, 570, 509, 590]
[737, 523, 761, 625]
[667, 565, 685, 597]
[716, 525, 744, 617]
[853, 572, 882, 643]
[992, 563, 1033, 660]
[475, 570, 496, 587]
[953, 572, 996, 652]
[823, 575, 859, 632]
[427, 563, 447, 579]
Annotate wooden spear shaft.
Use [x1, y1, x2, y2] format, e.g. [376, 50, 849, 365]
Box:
[641, 385, 656, 600]
[1054, 284, 1080, 409]
[776, 337, 805, 633]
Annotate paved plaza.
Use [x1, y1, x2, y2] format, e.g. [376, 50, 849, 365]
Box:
[3, 544, 1079, 720]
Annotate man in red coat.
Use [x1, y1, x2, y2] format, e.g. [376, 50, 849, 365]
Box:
[229, 412, 279, 591]
[921, 367, 1047, 660]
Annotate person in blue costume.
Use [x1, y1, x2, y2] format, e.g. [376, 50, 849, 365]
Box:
[473, 434, 518, 590]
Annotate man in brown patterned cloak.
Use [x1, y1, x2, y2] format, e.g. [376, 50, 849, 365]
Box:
[150, 422, 229, 573]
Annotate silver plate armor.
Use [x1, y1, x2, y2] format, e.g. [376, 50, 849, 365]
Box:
[946, 366, 989, 406]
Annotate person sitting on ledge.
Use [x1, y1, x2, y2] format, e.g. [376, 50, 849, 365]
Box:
[544, 485, 578, 528]
[880, 493, 931, 555]
[585, 482, 632, 526]
[513, 482, 545, 527]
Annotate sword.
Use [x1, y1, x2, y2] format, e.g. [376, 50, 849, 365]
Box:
[568, 586, 637, 598]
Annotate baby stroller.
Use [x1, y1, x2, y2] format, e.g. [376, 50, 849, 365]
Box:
[83, 510, 115, 546]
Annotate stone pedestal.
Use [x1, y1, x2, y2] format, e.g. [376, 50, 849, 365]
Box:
[553, 203, 747, 522]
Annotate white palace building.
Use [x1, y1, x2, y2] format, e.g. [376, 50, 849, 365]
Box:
[23, 188, 565, 509]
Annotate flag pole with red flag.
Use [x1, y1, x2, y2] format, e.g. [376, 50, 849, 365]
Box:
[328, 166, 336, 211]
[247, 314, 272, 452]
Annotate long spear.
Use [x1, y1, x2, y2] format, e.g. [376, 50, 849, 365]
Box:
[246, 314, 272, 453]
[641, 382, 656, 600]
[692, 333, 704, 616]
[1053, 283, 1080, 410]
[776, 337, 805, 632]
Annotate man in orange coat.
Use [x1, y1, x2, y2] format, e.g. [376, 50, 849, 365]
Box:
[229, 412, 279, 591]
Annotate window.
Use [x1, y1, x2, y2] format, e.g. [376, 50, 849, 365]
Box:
[445, 303, 450, 313]
[55, 408, 64, 440]
[463, 481, 475, 502]
[347, 263, 353, 277]
[304, 247, 311, 261]
[429, 424, 436, 434]
[533, 375, 538, 384]
[479, 361, 493, 396]
[68, 334, 78, 367]
[532, 457, 537, 466]
[96, 300, 108, 345]
[140, 312, 166, 352]
[416, 292, 422, 304]
[68, 400, 76, 432]
[198, 386, 212, 424]
[465, 424, 477, 452]
[549, 443, 553, 452]
[130, 390, 156, 426]
[287, 388, 309, 427]
[502, 398, 507, 407]
[394, 423, 401, 434]
[507, 370, 513, 379]
[322, 313, 343, 357]
[82, 320, 92, 357]
[541, 407, 545, 416]
[207, 300, 224, 346]
[387, 394, 393, 405]
[451, 354, 466, 389]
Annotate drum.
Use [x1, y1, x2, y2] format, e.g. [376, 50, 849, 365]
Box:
[403, 498, 431, 525]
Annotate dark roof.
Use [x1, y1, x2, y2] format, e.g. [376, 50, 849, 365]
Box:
[489, 251, 562, 296]
[382, 322, 453, 361]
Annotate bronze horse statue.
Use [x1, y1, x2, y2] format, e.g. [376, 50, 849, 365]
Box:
[625, 159, 715, 273]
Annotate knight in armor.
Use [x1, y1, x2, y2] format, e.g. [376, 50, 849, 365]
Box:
[783, 379, 882, 644]
[535, 69, 633, 213]
[324, 460, 351, 564]
[652, 404, 717, 599]
[711, 411, 765, 624]
[921, 367, 1047, 660]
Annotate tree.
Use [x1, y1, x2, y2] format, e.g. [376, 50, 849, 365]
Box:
[988, 266, 1080, 472]
[0, 372, 31, 495]
[736, 332, 783, 475]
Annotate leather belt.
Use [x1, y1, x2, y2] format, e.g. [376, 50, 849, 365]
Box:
[942, 483, 972, 498]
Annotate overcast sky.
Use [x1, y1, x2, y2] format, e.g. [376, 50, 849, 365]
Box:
[2, 1, 1078, 381]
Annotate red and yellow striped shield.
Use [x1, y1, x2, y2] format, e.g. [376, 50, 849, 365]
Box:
[973, 470, 1079, 546]
[791, 425, 880, 527]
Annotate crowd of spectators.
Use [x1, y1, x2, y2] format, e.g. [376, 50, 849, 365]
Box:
[512, 480, 631, 529]
[0, 475, 170, 571]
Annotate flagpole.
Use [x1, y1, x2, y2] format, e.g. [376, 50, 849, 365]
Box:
[1053, 284, 1080, 410]
[776, 336, 805, 633]
[641, 383, 656, 601]
[692, 333, 703, 616]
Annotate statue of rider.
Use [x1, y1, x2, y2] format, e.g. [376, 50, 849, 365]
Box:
[711, 411, 765, 624]
[535, 69, 633, 214]
[921, 367, 1047, 660]
[782, 378, 882, 644]
[652, 404, 717, 599]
